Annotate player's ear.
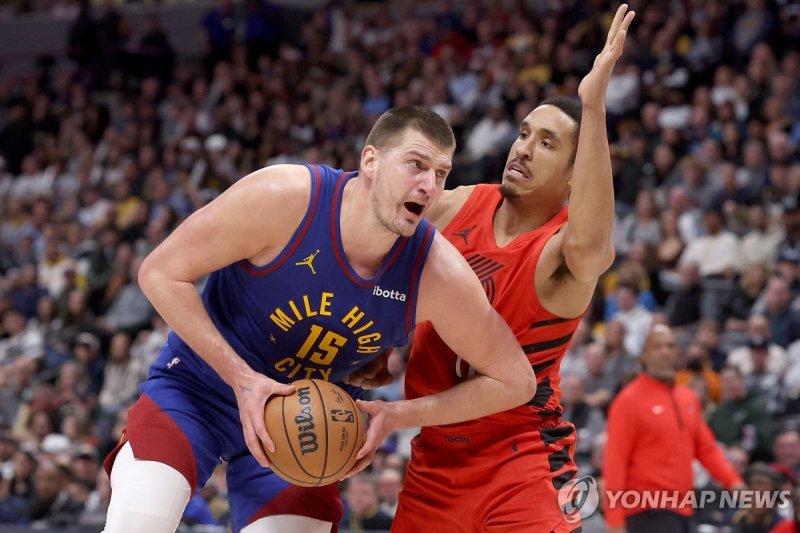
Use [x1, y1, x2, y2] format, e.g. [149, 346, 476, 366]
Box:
[361, 145, 379, 178]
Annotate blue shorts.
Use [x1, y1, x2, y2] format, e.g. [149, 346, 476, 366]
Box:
[103, 343, 342, 532]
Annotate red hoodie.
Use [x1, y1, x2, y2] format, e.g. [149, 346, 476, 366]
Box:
[603, 374, 743, 527]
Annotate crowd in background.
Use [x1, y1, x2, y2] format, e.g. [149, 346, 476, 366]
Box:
[0, 0, 799, 531]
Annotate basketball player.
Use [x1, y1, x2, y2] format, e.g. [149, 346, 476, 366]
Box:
[101, 106, 537, 533]
[352, 6, 635, 532]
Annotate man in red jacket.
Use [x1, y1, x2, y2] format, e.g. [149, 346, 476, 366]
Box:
[604, 324, 745, 533]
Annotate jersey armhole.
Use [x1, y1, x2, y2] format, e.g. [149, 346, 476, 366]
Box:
[238, 165, 322, 275]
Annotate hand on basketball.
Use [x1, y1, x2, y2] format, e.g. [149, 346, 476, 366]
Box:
[343, 350, 394, 389]
[577, 4, 635, 107]
[233, 371, 295, 468]
[340, 398, 398, 480]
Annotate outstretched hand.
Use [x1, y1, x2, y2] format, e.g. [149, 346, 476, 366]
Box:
[233, 372, 295, 468]
[578, 4, 636, 106]
[340, 398, 400, 480]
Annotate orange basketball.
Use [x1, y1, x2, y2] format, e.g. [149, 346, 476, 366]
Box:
[264, 379, 365, 487]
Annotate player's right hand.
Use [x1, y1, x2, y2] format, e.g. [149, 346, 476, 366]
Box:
[343, 350, 393, 389]
[232, 371, 295, 468]
[577, 4, 635, 107]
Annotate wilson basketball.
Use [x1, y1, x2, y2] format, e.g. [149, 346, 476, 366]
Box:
[264, 379, 365, 487]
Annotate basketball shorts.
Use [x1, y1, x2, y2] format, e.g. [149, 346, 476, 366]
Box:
[392, 419, 581, 533]
[103, 342, 342, 533]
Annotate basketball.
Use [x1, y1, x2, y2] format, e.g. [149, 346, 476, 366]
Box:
[264, 379, 365, 487]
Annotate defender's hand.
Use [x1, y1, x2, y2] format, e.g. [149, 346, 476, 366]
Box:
[578, 4, 636, 107]
[232, 372, 295, 468]
[340, 398, 399, 479]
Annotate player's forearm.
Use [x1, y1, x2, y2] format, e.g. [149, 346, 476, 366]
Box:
[390, 372, 536, 428]
[138, 264, 254, 386]
[564, 105, 615, 280]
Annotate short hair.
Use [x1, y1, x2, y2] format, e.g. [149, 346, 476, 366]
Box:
[539, 96, 582, 162]
[365, 106, 455, 153]
[720, 364, 744, 379]
[617, 281, 640, 296]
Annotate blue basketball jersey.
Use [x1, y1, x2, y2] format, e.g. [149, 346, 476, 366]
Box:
[159, 164, 434, 398]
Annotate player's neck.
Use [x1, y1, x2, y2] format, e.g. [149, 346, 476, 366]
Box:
[493, 197, 562, 245]
[339, 178, 398, 278]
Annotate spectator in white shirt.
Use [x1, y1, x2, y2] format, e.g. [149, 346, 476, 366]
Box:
[727, 315, 787, 376]
[739, 203, 784, 269]
[680, 208, 740, 277]
[612, 283, 653, 357]
[680, 208, 740, 320]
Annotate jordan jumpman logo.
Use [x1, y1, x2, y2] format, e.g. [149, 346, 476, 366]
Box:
[296, 250, 320, 274]
[453, 225, 477, 245]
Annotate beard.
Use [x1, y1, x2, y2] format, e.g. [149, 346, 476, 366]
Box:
[372, 192, 409, 236]
[499, 183, 520, 203]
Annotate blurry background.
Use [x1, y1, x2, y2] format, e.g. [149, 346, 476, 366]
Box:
[0, 0, 798, 531]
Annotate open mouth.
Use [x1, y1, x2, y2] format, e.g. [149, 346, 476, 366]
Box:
[404, 202, 424, 216]
[506, 162, 529, 179]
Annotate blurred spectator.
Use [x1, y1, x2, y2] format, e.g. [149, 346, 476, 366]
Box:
[72, 332, 105, 396]
[730, 462, 785, 533]
[770, 485, 800, 533]
[678, 207, 740, 321]
[709, 365, 774, 459]
[562, 374, 606, 470]
[611, 283, 653, 356]
[0, 450, 35, 525]
[0, 307, 44, 365]
[341, 474, 393, 532]
[664, 262, 702, 328]
[377, 468, 402, 519]
[727, 315, 788, 376]
[725, 265, 771, 332]
[739, 203, 784, 269]
[582, 342, 616, 410]
[603, 320, 639, 386]
[97, 332, 142, 420]
[7, 265, 47, 320]
[99, 256, 153, 334]
[202, 0, 237, 77]
[752, 276, 800, 348]
[675, 342, 721, 405]
[772, 427, 800, 483]
[25, 459, 83, 528]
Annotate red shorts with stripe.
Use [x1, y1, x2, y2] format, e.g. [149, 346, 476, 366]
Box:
[392, 420, 581, 533]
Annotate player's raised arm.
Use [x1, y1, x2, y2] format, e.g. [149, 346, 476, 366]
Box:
[561, 4, 634, 281]
[348, 233, 535, 472]
[137, 164, 311, 467]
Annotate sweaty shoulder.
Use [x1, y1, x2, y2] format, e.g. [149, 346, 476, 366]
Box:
[427, 185, 477, 230]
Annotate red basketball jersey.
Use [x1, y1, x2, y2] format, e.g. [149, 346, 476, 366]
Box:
[405, 184, 583, 430]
